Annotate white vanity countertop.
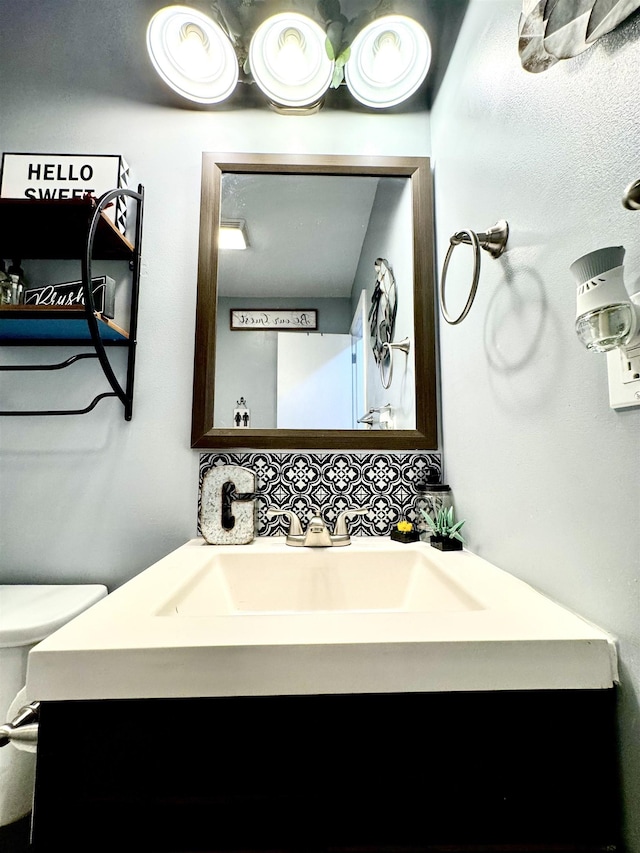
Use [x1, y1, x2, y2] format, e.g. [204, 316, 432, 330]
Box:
[26, 538, 618, 701]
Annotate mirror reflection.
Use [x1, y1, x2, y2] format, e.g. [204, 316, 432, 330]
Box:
[214, 172, 415, 431]
[191, 154, 437, 450]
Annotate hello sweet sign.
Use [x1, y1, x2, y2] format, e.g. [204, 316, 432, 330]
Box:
[0, 152, 130, 233]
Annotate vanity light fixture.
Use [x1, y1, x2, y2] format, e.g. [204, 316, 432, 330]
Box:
[344, 15, 432, 108]
[146, 5, 239, 104]
[248, 12, 334, 112]
[219, 220, 248, 250]
[146, 5, 433, 111]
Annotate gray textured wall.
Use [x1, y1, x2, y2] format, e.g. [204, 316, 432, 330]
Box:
[0, 0, 430, 587]
[431, 2, 640, 847]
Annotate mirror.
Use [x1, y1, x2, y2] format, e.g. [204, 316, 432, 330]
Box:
[191, 153, 437, 449]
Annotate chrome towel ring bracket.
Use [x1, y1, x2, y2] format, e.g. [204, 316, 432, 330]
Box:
[380, 337, 411, 389]
[623, 179, 640, 210]
[439, 219, 509, 325]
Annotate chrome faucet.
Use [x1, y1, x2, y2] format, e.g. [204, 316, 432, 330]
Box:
[303, 512, 333, 547]
[266, 506, 369, 547]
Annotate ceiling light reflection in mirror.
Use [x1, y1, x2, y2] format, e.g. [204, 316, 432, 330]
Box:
[219, 220, 248, 250]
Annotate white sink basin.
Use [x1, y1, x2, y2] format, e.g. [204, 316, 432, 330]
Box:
[156, 546, 482, 616]
[27, 537, 617, 701]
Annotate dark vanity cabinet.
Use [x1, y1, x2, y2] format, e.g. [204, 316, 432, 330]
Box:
[0, 189, 143, 419]
[31, 690, 621, 852]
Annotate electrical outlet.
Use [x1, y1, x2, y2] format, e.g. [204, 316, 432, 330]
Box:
[620, 342, 640, 384]
[606, 344, 640, 409]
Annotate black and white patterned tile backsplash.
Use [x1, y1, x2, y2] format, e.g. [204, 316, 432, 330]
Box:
[199, 452, 442, 537]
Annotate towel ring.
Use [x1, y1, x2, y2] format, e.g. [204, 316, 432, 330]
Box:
[440, 219, 509, 325]
[380, 337, 411, 389]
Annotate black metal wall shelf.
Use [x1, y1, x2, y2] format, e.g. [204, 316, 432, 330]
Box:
[0, 185, 144, 419]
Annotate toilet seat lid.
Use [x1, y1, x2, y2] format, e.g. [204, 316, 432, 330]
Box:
[0, 585, 107, 648]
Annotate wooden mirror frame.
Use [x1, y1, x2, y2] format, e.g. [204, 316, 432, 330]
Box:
[191, 152, 438, 450]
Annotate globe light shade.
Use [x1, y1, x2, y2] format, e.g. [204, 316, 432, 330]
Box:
[345, 15, 432, 108]
[249, 12, 334, 110]
[146, 5, 239, 104]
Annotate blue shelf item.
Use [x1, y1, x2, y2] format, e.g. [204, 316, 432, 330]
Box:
[0, 186, 144, 418]
[0, 307, 128, 343]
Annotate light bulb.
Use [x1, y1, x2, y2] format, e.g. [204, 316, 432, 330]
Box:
[276, 28, 307, 80]
[371, 31, 406, 83]
[174, 25, 214, 79]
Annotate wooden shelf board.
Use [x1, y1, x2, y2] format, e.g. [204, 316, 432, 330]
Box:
[0, 198, 134, 260]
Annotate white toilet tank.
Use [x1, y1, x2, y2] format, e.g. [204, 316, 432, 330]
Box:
[0, 584, 107, 827]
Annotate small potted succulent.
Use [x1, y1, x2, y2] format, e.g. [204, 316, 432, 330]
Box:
[420, 506, 466, 551]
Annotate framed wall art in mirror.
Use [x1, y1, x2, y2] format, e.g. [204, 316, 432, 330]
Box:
[191, 152, 438, 450]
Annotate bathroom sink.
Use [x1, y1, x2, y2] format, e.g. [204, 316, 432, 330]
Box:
[26, 537, 618, 701]
[156, 545, 482, 616]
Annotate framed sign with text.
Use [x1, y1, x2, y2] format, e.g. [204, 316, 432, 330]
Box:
[0, 152, 130, 233]
[23, 275, 115, 318]
[230, 309, 318, 331]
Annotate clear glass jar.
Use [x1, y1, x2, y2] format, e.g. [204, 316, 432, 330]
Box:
[0, 260, 10, 305]
[0, 274, 12, 306]
[415, 482, 453, 540]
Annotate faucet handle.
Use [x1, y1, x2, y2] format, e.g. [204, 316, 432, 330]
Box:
[266, 508, 304, 537]
[333, 507, 370, 538]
